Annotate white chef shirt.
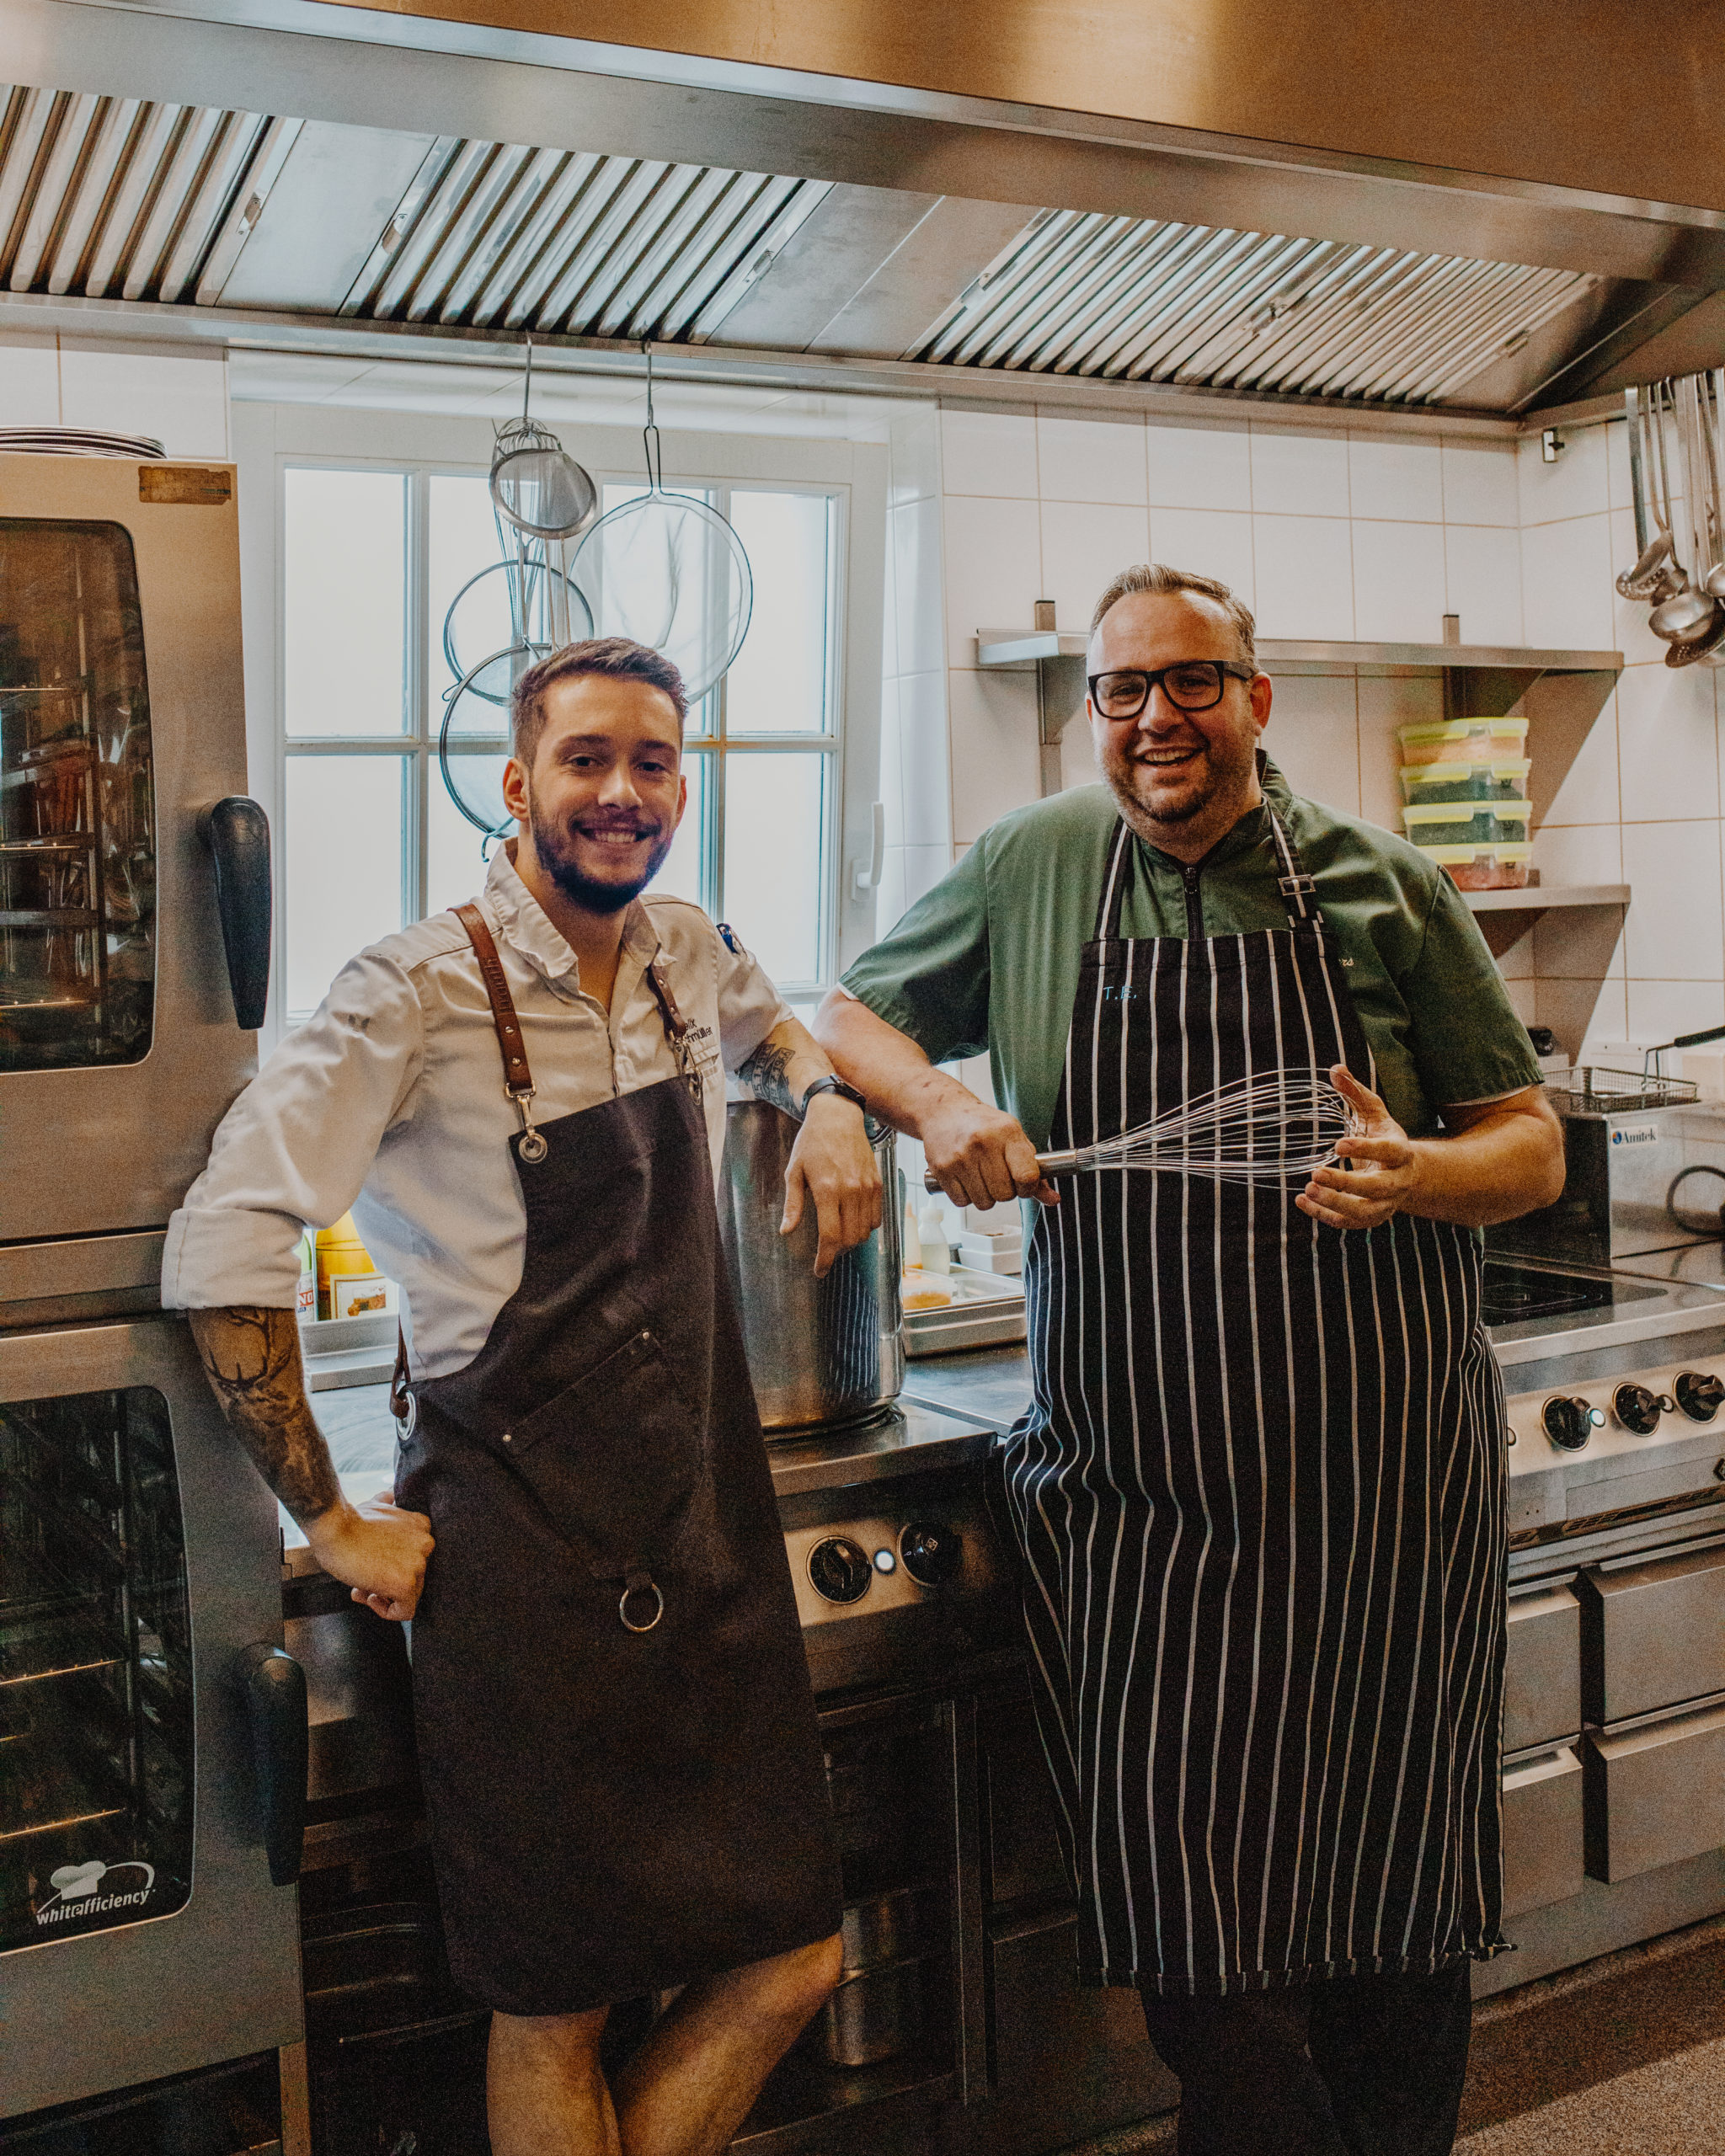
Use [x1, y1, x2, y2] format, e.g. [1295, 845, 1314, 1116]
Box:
[161, 845, 790, 1380]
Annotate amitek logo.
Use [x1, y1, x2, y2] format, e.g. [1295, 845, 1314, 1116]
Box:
[34, 1858, 157, 1927]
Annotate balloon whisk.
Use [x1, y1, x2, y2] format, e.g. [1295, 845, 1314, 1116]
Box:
[1040, 1071, 1363, 1184]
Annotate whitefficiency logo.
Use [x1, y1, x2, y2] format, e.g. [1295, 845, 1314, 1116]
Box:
[34, 1859, 156, 1928]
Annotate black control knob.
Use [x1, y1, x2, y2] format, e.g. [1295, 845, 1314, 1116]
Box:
[808, 1537, 873, 1604]
[1543, 1396, 1605, 1452]
[1675, 1370, 1725, 1422]
[1612, 1383, 1670, 1436]
[900, 1522, 964, 1588]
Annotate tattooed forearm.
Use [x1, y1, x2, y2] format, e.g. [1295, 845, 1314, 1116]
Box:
[188, 1305, 343, 1529]
[739, 1038, 798, 1115]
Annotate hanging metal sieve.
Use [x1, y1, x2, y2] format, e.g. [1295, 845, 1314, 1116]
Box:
[570, 346, 753, 700]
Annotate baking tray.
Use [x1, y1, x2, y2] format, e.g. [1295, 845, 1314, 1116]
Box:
[903, 1266, 1027, 1357]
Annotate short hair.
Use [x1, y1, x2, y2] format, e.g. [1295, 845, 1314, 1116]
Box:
[510, 637, 688, 769]
[1088, 563, 1258, 670]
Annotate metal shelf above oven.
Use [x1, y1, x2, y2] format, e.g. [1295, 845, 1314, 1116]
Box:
[975, 632, 1626, 675]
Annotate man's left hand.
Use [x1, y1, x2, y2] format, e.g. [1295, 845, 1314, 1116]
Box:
[1297, 1065, 1422, 1232]
[782, 1097, 883, 1278]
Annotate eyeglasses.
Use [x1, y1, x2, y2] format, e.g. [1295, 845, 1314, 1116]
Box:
[1087, 661, 1257, 718]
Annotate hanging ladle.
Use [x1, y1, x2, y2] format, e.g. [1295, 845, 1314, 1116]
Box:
[1701, 370, 1725, 599]
[1619, 386, 1676, 597]
[1648, 382, 1716, 638]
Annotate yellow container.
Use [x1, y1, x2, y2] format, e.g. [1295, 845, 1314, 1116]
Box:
[315, 1212, 377, 1321]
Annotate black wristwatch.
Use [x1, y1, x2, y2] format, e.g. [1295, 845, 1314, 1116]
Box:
[802, 1075, 868, 1116]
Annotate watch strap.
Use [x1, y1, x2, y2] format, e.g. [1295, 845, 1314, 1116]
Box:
[803, 1074, 867, 1114]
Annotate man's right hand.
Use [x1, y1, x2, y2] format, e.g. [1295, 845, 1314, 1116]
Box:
[921, 1092, 1058, 1210]
[306, 1492, 434, 1623]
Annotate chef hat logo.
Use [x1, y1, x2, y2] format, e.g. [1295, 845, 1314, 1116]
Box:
[50, 1860, 107, 1898]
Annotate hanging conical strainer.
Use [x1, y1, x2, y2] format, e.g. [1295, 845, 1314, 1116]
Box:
[438, 344, 601, 833]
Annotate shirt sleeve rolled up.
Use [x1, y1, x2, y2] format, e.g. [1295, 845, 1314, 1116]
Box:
[160, 947, 427, 1310]
[839, 843, 994, 1066]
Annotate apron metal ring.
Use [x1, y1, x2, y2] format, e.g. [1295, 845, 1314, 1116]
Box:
[517, 1129, 549, 1165]
[394, 1390, 417, 1441]
[619, 1577, 665, 1633]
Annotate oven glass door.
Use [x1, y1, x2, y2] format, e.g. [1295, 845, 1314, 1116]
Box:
[0, 517, 155, 1074]
[0, 1383, 194, 1952]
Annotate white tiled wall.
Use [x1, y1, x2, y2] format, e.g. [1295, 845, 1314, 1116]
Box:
[921, 398, 1725, 1063]
[936, 405, 1529, 852]
[0, 329, 231, 456]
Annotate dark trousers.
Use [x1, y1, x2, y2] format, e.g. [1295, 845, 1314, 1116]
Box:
[1140, 1961, 1474, 2156]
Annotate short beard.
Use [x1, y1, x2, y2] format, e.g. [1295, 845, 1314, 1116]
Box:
[526, 780, 673, 915]
[1103, 746, 1218, 831]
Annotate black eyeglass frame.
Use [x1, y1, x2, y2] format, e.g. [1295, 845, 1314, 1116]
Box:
[1087, 660, 1258, 718]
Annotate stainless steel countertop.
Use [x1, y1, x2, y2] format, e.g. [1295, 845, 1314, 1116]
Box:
[285, 1380, 1010, 1575]
[1484, 1255, 1725, 1368]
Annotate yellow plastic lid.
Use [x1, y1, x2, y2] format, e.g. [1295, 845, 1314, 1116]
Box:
[1412, 841, 1534, 864]
[1402, 801, 1532, 828]
[1399, 759, 1531, 782]
[1398, 718, 1530, 745]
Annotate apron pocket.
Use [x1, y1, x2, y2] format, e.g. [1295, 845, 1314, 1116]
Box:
[496, 1327, 700, 1578]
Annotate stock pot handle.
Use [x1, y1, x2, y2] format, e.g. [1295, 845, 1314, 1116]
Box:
[238, 1641, 307, 1886]
[200, 797, 272, 1031]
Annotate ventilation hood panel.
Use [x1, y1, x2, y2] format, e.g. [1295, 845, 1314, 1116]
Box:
[0, 75, 1703, 414]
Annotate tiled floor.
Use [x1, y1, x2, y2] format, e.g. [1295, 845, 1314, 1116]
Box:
[1458, 1921, 1725, 2150]
[1459, 2034, 1725, 2152]
[1059, 1919, 1725, 2154]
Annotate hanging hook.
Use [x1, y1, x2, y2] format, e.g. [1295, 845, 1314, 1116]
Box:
[641, 335, 662, 493]
[521, 334, 534, 425]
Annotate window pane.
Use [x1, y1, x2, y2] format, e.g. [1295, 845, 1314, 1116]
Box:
[427, 474, 511, 713]
[724, 493, 832, 735]
[721, 754, 824, 986]
[426, 764, 507, 918]
[286, 757, 404, 1014]
[649, 750, 706, 909]
[285, 470, 406, 737]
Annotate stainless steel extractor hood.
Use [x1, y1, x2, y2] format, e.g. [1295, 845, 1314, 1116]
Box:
[5, 0, 1725, 419]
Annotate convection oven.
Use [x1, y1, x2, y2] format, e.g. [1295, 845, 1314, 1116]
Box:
[2, 442, 294, 2127]
[0, 450, 265, 1254]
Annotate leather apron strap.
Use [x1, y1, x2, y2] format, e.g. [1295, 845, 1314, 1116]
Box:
[390, 901, 703, 1422]
[393, 902, 542, 1427]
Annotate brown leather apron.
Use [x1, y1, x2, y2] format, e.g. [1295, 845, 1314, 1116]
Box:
[393, 905, 841, 2015]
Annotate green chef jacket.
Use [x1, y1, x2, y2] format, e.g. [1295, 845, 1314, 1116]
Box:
[840, 759, 1544, 1151]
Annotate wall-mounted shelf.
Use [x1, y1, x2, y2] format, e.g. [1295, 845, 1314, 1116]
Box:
[1464, 883, 1629, 915]
[976, 632, 1625, 676]
[976, 633, 1625, 778]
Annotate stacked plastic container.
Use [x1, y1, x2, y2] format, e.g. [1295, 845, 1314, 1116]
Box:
[1397, 718, 1531, 889]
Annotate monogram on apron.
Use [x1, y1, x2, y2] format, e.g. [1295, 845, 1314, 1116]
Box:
[997, 807, 1508, 1997]
[393, 905, 841, 2016]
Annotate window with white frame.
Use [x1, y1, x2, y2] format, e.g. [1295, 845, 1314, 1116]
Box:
[279, 459, 846, 1023]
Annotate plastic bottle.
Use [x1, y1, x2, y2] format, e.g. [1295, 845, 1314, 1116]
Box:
[917, 1200, 953, 1275]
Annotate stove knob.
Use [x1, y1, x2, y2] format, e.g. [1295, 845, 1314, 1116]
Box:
[1612, 1383, 1669, 1436]
[1675, 1370, 1725, 1422]
[1543, 1396, 1605, 1452]
[808, 1537, 873, 1604]
[900, 1522, 964, 1588]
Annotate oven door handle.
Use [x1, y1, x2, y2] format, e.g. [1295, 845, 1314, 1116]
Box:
[200, 796, 272, 1031]
[237, 1641, 307, 1886]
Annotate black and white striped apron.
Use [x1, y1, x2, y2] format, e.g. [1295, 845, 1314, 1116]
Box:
[998, 808, 1507, 1996]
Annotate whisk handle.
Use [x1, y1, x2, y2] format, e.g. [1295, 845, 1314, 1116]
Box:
[922, 1150, 1076, 1194]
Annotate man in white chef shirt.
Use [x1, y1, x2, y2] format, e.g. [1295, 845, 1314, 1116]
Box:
[164, 636, 879, 2156]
